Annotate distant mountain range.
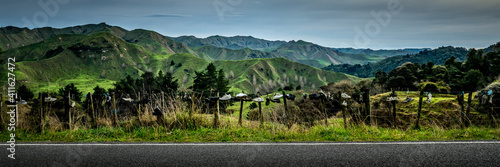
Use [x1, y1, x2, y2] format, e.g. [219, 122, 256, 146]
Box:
[0, 23, 357, 93]
[332, 48, 429, 57]
[1, 23, 495, 93]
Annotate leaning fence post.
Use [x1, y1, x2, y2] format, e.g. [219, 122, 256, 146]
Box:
[415, 90, 423, 129]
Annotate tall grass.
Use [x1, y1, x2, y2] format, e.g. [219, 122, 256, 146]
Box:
[2, 91, 499, 142]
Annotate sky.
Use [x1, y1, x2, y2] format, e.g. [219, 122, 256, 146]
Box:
[1, 0, 499, 49]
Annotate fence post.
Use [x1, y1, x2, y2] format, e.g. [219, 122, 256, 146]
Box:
[39, 92, 44, 131]
[365, 90, 371, 125]
[239, 98, 244, 126]
[0, 93, 3, 130]
[112, 92, 117, 126]
[283, 91, 288, 126]
[339, 91, 347, 129]
[415, 90, 423, 129]
[459, 92, 465, 128]
[190, 93, 194, 117]
[90, 92, 96, 128]
[466, 91, 472, 127]
[65, 90, 70, 129]
[392, 90, 397, 128]
[214, 92, 220, 128]
[259, 100, 263, 126]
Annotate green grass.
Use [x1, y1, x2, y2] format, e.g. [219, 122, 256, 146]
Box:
[3, 120, 498, 142]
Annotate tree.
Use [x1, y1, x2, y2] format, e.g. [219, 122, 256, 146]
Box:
[464, 48, 482, 71]
[206, 63, 218, 91]
[58, 83, 82, 102]
[93, 85, 107, 96]
[191, 63, 227, 93]
[216, 69, 229, 93]
[284, 83, 295, 91]
[159, 71, 178, 93]
[139, 71, 156, 93]
[18, 85, 34, 101]
[374, 71, 388, 86]
[462, 69, 484, 91]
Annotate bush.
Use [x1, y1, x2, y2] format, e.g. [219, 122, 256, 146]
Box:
[249, 103, 258, 110]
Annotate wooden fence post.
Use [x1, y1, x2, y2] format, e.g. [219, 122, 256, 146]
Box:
[239, 98, 244, 126]
[39, 92, 44, 131]
[283, 91, 288, 126]
[415, 90, 423, 129]
[214, 92, 220, 128]
[259, 101, 263, 126]
[392, 90, 397, 128]
[190, 93, 194, 117]
[466, 91, 472, 127]
[0, 93, 3, 130]
[112, 92, 117, 126]
[65, 90, 70, 129]
[89, 92, 96, 128]
[459, 92, 465, 128]
[339, 91, 347, 129]
[365, 90, 371, 125]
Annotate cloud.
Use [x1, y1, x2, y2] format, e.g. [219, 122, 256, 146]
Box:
[145, 14, 189, 18]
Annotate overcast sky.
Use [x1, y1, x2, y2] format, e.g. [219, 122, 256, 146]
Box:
[1, 0, 499, 49]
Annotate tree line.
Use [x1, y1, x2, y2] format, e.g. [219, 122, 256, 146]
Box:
[373, 48, 500, 91]
[17, 63, 230, 102]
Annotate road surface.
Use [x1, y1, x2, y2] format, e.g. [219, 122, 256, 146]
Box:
[1, 141, 499, 166]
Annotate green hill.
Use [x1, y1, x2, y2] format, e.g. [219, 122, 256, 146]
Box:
[0, 23, 198, 57]
[172, 35, 286, 51]
[1, 31, 357, 95]
[196, 46, 276, 61]
[272, 40, 384, 67]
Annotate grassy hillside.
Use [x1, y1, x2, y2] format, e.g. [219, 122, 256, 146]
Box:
[6, 32, 156, 94]
[172, 35, 286, 51]
[196, 46, 276, 61]
[272, 40, 384, 68]
[0, 23, 197, 58]
[1, 32, 358, 95]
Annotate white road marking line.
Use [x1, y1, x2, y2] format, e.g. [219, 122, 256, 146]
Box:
[2, 141, 500, 146]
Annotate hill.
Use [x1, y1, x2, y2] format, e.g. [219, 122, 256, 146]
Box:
[1, 32, 356, 94]
[332, 48, 429, 57]
[322, 46, 470, 78]
[172, 35, 286, 51]
[195, 45, 277, 61]
[0, 23, 198, 57]
[272, 40, 385, 67]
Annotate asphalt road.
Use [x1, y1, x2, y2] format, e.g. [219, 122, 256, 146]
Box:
[1, 141, 499, 166]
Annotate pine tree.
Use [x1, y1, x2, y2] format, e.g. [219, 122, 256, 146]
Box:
[216, 69, 229, 93]
[18, 85, 34, 101]
[58, 83, 82, 102]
